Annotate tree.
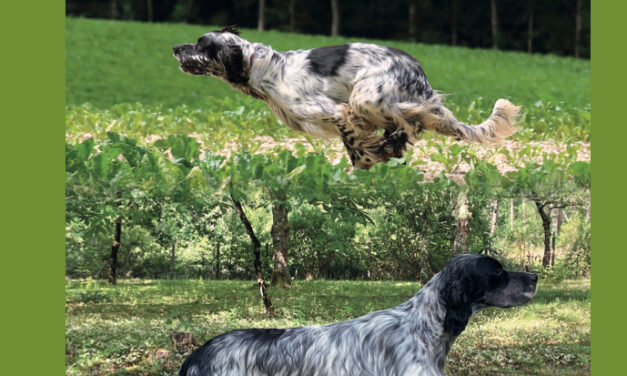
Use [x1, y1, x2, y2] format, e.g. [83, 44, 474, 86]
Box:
[289, 0, 296, 32]
[409, 0, 418, 42]
[109, 217, 122, 283]
[509, 198, 514, 231]
[489, 200, 499, 236]
[490, 0, 499, 49]
[146, 0, 153, 22]
[451, 189, 471, 255]
[66, 133, 168, 283]
[330, 0, 340, 36]
[232, 196, 274, 314]
[258, 0, 265, 32]
[505, 151, 590, 268]
[111, 0, 119, 19]
[270, 193, 291, 287]
[451, 0, 458, 46]
[575, 0, 582, 58]
[527, 0, 535, 53]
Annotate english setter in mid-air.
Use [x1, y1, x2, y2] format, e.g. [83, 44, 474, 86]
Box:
[178, 254, 537, 376]
[173, 27, 520, 169]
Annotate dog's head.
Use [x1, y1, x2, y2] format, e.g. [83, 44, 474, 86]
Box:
[439, 254, 537, 336]
[173, 26, 250, 85]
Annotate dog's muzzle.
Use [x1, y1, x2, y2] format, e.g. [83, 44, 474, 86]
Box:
[173, 44, 204, 75]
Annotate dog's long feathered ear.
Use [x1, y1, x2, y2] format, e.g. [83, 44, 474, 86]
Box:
[220, 25, 240, 35]
[221, 44, 247, 84]
[442, 279, 473, 336]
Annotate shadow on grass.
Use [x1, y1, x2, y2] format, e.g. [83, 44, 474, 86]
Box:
[66, 279, 589, 376]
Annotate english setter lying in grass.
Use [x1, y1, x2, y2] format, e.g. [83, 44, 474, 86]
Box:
[173, 27, 520, 169]
[179, 255, 537, 376]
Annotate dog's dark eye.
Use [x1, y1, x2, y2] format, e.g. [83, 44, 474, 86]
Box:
[494, 269, 503, 276]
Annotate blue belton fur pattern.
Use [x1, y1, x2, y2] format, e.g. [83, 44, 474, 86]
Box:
[173, 27, 520, 169]
[179, 255, 538, 376]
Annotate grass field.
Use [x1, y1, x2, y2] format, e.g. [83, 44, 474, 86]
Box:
[66, 18, 590, 111]
[65, 18, 590, 376]
[66, 18, 590, 142]
[65, 279, 589, 376]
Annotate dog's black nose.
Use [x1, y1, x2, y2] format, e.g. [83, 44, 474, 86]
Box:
[173, 45, 182, 54]
[529, 273, 538, 282]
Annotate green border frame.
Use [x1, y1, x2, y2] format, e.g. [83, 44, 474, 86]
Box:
[1, 1, 65, 374]
[591, 1, 623, 375]
[0, 1, 618, 374]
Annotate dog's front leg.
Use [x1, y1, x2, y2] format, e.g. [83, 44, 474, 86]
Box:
[335, 106, 409, 169]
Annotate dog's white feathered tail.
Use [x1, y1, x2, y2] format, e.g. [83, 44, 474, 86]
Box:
[400, 96, 520, 143]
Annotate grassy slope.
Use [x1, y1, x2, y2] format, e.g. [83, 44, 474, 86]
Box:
[66, 18, 590, 111]
[66, 279, 589, 376]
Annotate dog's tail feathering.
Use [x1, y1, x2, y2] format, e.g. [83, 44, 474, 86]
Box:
[400, 95, 520, 143]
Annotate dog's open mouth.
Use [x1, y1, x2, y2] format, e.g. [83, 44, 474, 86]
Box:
[179, 64, 204, 75]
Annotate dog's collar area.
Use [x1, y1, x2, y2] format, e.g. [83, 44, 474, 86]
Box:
[245, 54, 254, 74]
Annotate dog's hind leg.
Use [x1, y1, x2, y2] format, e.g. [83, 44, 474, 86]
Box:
[397, 95, 520, 143]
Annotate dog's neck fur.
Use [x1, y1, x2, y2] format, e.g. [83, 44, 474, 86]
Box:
[222, 41, 279, 101]
[401, 272, 464, 372]
[245, 43, 284, 90]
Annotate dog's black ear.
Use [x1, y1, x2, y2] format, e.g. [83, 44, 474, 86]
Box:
[220, 25, 240, 35]
[443, 279, 473, 336]
[221, 44, 248, 84]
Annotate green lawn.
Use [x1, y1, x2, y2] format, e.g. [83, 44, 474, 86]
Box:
[66, 18, 590, 142]
[65, 279, 589, 375]
[66, 18, 589, 111]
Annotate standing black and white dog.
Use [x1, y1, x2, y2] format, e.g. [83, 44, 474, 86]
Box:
[173, 27, 520, 169]
[179, 254, 537, 376]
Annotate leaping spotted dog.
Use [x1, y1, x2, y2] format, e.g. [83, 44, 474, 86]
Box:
[173, 27, 520, 169]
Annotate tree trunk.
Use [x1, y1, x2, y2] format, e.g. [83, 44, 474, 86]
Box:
[551, 229, 556, 266]
[509, 198, 514, 231]
[109, 217, 122, 284]
[490, 0, 499, 49]
[575, 0, 582, 58]
[170, 241, 176, 279]
[183, 0, 195, 24]
[534, 201, 552, 268]
[490, 200, 499, 236]
[289, 0, 295, 32]
[257, 0, 265, 32]
[330, 0, 340, 36]
[527, 1, 534, 53]
[271, 200, 292, 287]
[451, 0, 458, 45]
[215, 241, 221, 280]
[232, 197, 274, 314]
[452, 190, 471, 255]
[111, 0, 119, 19]
[419, 197, 433, 283]
[551, 209, 563, 267]
[146, 0, 153, 22]
[409, 0, 417, 42]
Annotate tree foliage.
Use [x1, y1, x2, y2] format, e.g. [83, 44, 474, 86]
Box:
[66, 0, 590, 57]
[66, 133, 590, 282]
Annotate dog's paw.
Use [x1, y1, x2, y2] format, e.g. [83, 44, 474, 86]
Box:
[379, 130, 409, 159]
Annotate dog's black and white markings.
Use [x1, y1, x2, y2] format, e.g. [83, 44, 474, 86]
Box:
[179, 254, 537, 376]
[173, 28, 521, 169]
